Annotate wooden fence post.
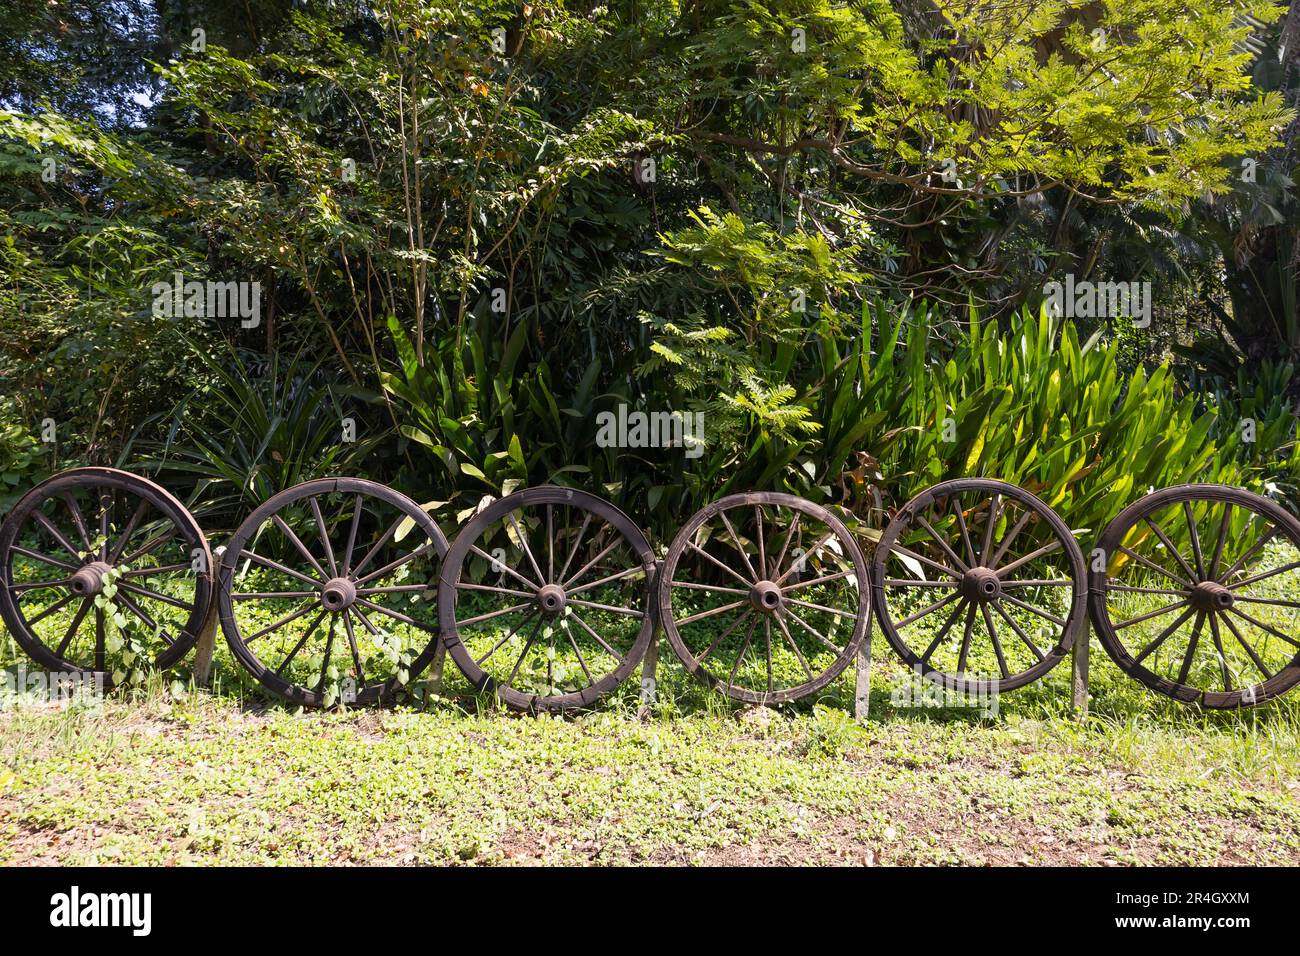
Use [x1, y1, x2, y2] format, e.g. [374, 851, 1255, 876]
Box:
[1071, 623, 1090, 719]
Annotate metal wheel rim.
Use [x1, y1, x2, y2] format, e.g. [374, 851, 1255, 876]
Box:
[218, 478, 448, 707]
[0, 467, 213, 686]
[437, 486, 655, 712]
[1090, 484, 1300, 708]
[659, 492, 870, 705]
[872, 479, 1087, 694]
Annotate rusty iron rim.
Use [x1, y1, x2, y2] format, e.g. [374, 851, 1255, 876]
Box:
[218, 478, 448, 708]
[437, 486, 656, 712]
[659, 492, 870, 705]
[1090, 484, 1300, 708]
[0, 467, 213, 687]
[872, 479, 1087, 695]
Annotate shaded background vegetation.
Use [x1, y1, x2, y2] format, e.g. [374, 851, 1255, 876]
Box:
[1, 0, 1297, 545]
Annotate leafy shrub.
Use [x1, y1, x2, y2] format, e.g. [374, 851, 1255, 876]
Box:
[0, 397, 46, 514]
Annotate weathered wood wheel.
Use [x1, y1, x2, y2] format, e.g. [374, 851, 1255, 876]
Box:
[1091, 484, 1300, 707]
[218, 478, 448, 707]
[873, 479, 1087, 694]
[0, 467, 213, 685]
[437, 486, 655, 712]
[659, 493, 870, 705]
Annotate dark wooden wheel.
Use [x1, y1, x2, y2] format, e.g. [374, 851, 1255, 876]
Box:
[437, 486, 655, 712]
[659, 493, 869, 705]
[0, 467, 213, 686]
[873, 479, 1087, 694]
[1091, 484, 1300, 707]
[218, 478, 448, 707]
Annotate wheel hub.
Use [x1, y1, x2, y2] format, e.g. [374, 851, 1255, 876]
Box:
[321, 577, 358, 612]
[1189, 580, 1233, 612]
[536, 583, 567, 616]
[748, 580, 784, 614]
[70, 561, 113, 597]
[959, 567, 1002, 604]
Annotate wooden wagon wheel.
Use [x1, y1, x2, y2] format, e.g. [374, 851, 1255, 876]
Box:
[1090, 484, 1300, 707]
[0, 467, 213, 685]
[218, 478, 448, 707]
[872, 479, 1087, 694]
[659, 493, 869, 705]
[437, 486, 655, 712]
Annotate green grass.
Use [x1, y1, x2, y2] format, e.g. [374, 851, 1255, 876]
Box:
[3, 605, 1300, 865]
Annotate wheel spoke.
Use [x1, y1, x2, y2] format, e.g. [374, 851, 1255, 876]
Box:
[108, 498, 150, 564]
[116, 581, 192, 611]
[755, 505, 768, 580]
[25, 593, 76, 626]
[1114, 599, 1189, 631]
[564, 621, 595, 683]
[1225, 606, 1300, 650]
[59, 494, 93, 552]
[782, 569, 854, 592]
[1183, 501, 1206, 579]
[772, 512, 802, 582]
[233, 590, 319, 600]
[882, 543, 963, 582]
[1175, 611, 1205, 685]
[1208, 504, 1232, 580]
[121, 563, 190, 578]
[916, 514, 970, 573]
[895, 591, 959, 629]
[94, 609, 105, 672]
[32, 511, 84, 562]
[1219, 528, 1278, 583]
[113, 591, 170, 643]
[686, 541, 754, 589]
[978, 493, 1002, 564]
[272, 515, 328, 580]
[1117, 546, 1190, 588]
[1133, 606, 1197, 664]
[717, 510, 759, 582]
[454, 581, 533, 598]
[727, 616, 759, 688]
[121, 529, 176, 567]
[774, 531, 836, 585]
[247, 602, 317, 644]
[568, 609, 625, 664]
[783, 605, 843, 655]
[342, 610, 367, 690]
[785, 596, 857, 619]
[568, 597, 643, 618]
[992, 599, 1045, 662]
[988, 508, 1034, 571]
[1106, 583, 1189, 596]
[475, 610, 539, 667]
[470, 545, 542, 592]
[1218, 610, 1273, 681]
[505, 618, 544, 686]
[996, 540, 1062, 578]
[341, 494, 364, 576]
[546, 505, 555, 583]
[53, 598, 93, 658]
[981, 603, 1010, 680]
[556, 511, 593, 585]
[350, 517, 402, 581]
[882, 578, 958, 588]
[566, 565, 647, 597]
[353, 541, 435, 587]
[675, 599, 746, 628]
[919, 597, 969, 665]
[951, 493, 978, 568]
[12, 578, 73, 593]
[313, 617, 337, 694]
[275, 610, 328, 677]
[1207, 612, 1232, 693]
[561, 534, 624, 590]
[11, 545, 77, 571]
[1227, 560, 1300, 591]
[956, 603, 977, 673]
[506, 510, 546, 586]
[458, 601, 534, 628]
[354, 598, 436, 633]
[238, 550, 322, 588]
[308, 496, 338, 578]
[1142, 516, 1198, 583]
[772, 613, 815, 683]
[1000, 593, 1066, 627]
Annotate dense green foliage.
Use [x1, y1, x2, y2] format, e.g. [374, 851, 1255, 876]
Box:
[0, 1, 1297, 538]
